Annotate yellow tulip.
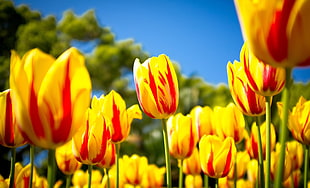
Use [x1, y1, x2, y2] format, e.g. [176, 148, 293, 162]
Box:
[190, 105, 215, 139]
[199, 135, 236, 178]
[0, 175, 8, 188]
[185, 175, 202, 188]
[270, 143, 292, 181]
[214, 103, 246, 144]
[167, 113, 197, 159]
[55, 140, 82, 175]
[0, 89, 27, 148]
[99, 90, 142, 143]
[72, 108, 109, 165]
[133, 54, 179, 119]
[241, 43, 286, 96]
[101, 163, 125, 188]
[9, 48, 92, 149]
[96, 140, 116, 169]
[246, 121, 276, 160]
[122, 154, 148, 186]
[227, 151, 250, 180]
[183, 147, 201, 175]
[247, 159, 258, 184]
[283, 169, 301, 188]
[227, 60, 266, 116]
[141, 164, 165, 188]
[286, 140, 303, 170]
[72, 169, 88, 187]
[234, 0, 310, 67]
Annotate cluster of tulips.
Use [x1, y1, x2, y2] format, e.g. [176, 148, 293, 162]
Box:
[1, 0, 310, 188]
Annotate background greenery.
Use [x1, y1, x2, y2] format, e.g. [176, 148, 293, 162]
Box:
[1, 0, 310, 185]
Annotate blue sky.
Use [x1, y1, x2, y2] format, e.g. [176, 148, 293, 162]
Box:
[13, 0, 310, 85]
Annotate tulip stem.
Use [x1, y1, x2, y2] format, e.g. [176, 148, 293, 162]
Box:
[215, 178, 218, 188]
[47, 149, 56, 188]
[204, 175, 209, 188]
[88, 165, 93, 188]
[304, 145, 309, 188]
[255, 117, 265, 187]
[105, 168, 110, 188]
[116, 143, 120, 188]
[234, 159, 237, 188]
[275, 68, 292, 188]
[178, 159, 183, 188]
[265, 96, 272, 188]
[162, 119, 172, 188]
[29, 145, 35, 188]
[66, 174, 71, 188]
[9, 147, 16, 188]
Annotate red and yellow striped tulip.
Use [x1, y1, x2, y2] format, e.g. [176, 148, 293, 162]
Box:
[133, 54, 179, 119]
[100, 90, 142, 143]
[234, 0, 310, 67]
[286, 140, 303, 171]
[190, 105, 215, 140]
[9, 48, 92, 149]
[0, 89, 27, 148]
[96, 140, 116, 169]
[227, 150, 250, 180]
[199, 135, 236, 178]
[241, 43, 286, 96]
[55, 140, 82, 175]
[214, 103, 246, 144]
[227, 60, 266, 116]
[283, 170, 301, 188]
[72, 108, 109, 165]
[122, 154, 148, 186]
[246, 121, 276, 160]
[183, 147, 201, 175]
[167, 113, 197, 159]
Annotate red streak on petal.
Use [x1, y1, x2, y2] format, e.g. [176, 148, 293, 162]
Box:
[243, 53, 259, 92]
[30, 82, 45, 139]
[263, 66, 278, 92]
[148, 63, 162, 114]
[4, 91, 15, 146]
[92, 119, 108, 163]
[251, 133, 259, 159]
[80, 113, 90, 161]
[64, 158, 71, 173]
[186, 124, 195, 158]
[245, 84, 263, 114]
[23, 176, 30, 188]
[267, 0, 296, 62]
[164, 56, 178, 114]
[207, 145, 215, 177]
[111, 96, 123, 142]
[222, 144, 232, 177]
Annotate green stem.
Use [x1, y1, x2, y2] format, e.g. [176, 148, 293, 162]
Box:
[265, 96, 272, 188]
[9, 148, 16, 188]
[204, 175, 209, 188]
[256, 160, 259, 188]
[178, 159, 183, 188]
[88, 165, 93, 188]
[105, 168, 110, 188]
[234, 159, 237, 188]
[66, 174, 71, 188]
[29, 145, 35, 188]
[116, 143, 120, 188]
[304, 145, 309, 188]
[255, 117, 265, 187]
[162, 119, 172, 188]
[215, 178, 218, 188]
[275, 68, 292, 188]
[47, 149, 56, 188]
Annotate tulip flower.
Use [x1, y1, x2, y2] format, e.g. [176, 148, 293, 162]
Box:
[96, 140, 116, 169]
[246, 122, 276, 160]
[72, 169, 88, 187]
[190, 105, 215, 139]
[55, 140, 82, 175]
[0, 175, 8, 188]
[270, 143, 292, 181]
[227, 60, 266, 116]
[234, 0, 310, 67]
[133, 54, 179, 119]
[214, 103, 246, 144]
[72, 108, 109, 165]
[99, 90, 142, 144]
[199, 135, 236, 178]
[241, 43, 286, 96]
[9, 48, 92, 149]
[101, 164, 125, 188]
[286, 140, 303, 171]
[227, 151, 250, 180]
[141, 164, 165, 188]
[247, 159, 258, 184]
[0, 89, 27, 148]
[122, 154, 148, 186]
[185, 175, 202, 188]
[167, 113, 197, 159]
[183, 147, 201, 175]
[283, 170, 301, 188]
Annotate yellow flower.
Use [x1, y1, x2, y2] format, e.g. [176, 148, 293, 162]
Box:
[9, 48, 92, 149]
[286, 140, 303, 170]
[214, 103, 246, 144]
[227, 60, 266, 116]
[234, 0, 310, 67]
[133, 54, 179, 119]
[283, 169, 301, 188]
[199, 135, 236, 178]
[183, 147, 201, 175]
[185, 175, 202, 188]
[190, 105, 215, 139]
[56, 140, 82, 175]
[270, 143, 292, 181]
[247, 159, 258, 184]
[99, 90, 142, 143]
[246, 121, 276, 160]
[241, 43, 286, 96]
[0, 89, 27, 148]
[96, 140, 116, 169]
[122, 154, 148, 186]
[227, 151, 250, 180]
[72, 169, 87, 187]
[141, 164, 165, 188]
[167, 113, 197, 159]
